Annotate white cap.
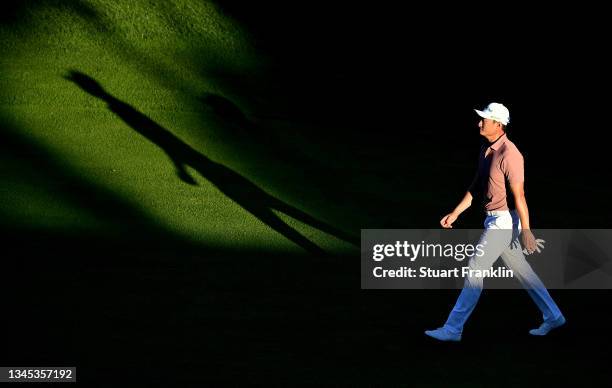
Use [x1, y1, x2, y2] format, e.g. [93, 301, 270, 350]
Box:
[474, 102, 510, 125]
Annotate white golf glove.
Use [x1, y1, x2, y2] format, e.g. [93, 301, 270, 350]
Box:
[522, 238, 546, 255]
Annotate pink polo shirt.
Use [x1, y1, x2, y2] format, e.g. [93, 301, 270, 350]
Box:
[468, 133, 524, 211]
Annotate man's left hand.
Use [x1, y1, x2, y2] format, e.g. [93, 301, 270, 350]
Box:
[521, 230, 543, 255]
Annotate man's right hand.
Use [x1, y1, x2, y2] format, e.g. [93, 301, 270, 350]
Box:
[440, 212, 458, 228]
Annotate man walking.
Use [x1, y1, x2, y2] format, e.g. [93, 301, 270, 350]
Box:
[425, 102, 565, 342]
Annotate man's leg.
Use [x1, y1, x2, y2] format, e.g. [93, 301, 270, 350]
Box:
[426, 226, 512, 340]
[500, 236, 565, 335]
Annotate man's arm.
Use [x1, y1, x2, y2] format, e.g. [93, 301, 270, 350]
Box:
[510, 181, 537, 253]
[510, 181, 529, 229]
[440, 191, 472, 228]
[441, 147, 482, 228]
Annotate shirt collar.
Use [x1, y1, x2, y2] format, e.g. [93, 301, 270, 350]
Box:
[488, 133, 508, 151]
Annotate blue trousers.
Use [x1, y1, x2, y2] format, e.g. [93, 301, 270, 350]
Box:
[443, 210, 563, 334]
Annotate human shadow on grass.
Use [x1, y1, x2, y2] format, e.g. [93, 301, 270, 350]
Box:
[65, 70, 359, 255]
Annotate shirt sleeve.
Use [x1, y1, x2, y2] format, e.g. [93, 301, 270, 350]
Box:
[502, 148, 524, 184]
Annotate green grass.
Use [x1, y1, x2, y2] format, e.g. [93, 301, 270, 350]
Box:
[0, 0, 361, 254]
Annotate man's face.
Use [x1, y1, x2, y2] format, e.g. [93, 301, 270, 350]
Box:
[478, 118, 500, 137]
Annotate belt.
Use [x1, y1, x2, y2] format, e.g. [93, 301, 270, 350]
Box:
[485, 210, 514, 216]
